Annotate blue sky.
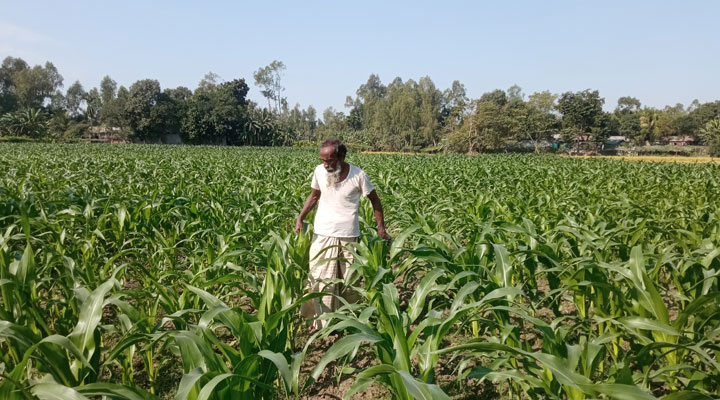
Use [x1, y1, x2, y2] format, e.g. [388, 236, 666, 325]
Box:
[1, 1, 718, 113]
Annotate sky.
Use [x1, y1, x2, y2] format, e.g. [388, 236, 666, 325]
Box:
[1, 1, 719, 114]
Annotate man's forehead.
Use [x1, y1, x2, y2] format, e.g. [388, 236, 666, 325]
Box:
[319, 147, 335, 158]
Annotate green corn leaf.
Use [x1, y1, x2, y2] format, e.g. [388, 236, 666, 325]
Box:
[31, 383, 89, 400]
[69, 278, 116, 355]
[661, 392, 715, 400]
[308, 333, 382, 385]
[617, 317, 680, 336]
[75, 383, 162, 400]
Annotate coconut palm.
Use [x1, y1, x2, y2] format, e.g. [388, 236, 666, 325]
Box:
[0, 108, 50, 138]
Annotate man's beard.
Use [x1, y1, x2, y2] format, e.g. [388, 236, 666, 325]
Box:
[326, 164, 342, 186]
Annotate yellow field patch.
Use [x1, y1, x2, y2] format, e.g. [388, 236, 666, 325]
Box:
[594, 155, 720, 164]
[361, 151, 432, 155]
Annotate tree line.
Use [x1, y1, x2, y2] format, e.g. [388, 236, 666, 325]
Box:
[1, 56, 719, 155]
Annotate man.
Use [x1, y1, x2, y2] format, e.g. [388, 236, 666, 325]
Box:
[296, 139, 390, 330]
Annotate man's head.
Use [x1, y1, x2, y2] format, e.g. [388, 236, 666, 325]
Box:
[320, 139, 347, 186]
[320, 139, 347, 172]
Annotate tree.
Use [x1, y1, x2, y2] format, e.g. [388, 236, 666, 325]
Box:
[479, 89, 508, 106]
[613, 97, 642, 139]
[528, 91, 557, 114]
[253, 60, 286, 113]
[689, 101, 720, 137]
[0, 57, 63, 110]
[637, 108, 660, 145]
[442, 80, 468, 115]
[699, 119, 720, 156]
[449, 101, 510, 153]
[150, 86, 192, 138]
[198, 72, 221, 91]
[13, 62, 63, 108]
[124, 79, 162, 140]
[0, 108, 49, 138]
[616, 112, 640, 139]
[507, 84, 524, 102]
[352, 74, 386, 130]
[417, 76, 443, 146]
[653, 104, 689, 141]
[182, 78, 250, 145]
[615, 96, 641, 114]
[85, 88, 102, 122]
[244, 107, 275, 145]
[65, 81, 87, 117]
[557, 89, 606, 142]
[100, 76, 117, 105]
[0, 57, 28, 114]
[515, 98, 560, 152]
[440, 81, 469, 146]
[97, 83, 129, 129]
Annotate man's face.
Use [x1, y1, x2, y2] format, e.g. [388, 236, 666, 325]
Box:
[320, 146, 343, 172]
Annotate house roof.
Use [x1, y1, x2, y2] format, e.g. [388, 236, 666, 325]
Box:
[668, 136, 695, 142]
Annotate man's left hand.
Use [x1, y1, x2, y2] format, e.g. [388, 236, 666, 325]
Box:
[378, 227, 391, 241]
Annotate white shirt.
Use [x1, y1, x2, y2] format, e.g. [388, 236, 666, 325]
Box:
[311, 164, 375, 237]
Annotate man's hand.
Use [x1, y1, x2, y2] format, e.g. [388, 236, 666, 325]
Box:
[295, 218, 304, 234]
[367, 190, 390, 241]
[378, 226, 391, 241]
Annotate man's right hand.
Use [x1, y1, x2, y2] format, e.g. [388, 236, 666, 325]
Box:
[295, 219, 304, 233]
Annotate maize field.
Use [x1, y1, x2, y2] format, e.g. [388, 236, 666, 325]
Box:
[0, 143, 719, 399]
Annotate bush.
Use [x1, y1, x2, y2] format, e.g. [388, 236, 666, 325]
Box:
[0, 108, 50, 138]
[700, 119, 720, 157]
[63, 121, 92, 139]
[0, 135, 44, 143]
[709, 138, 720, 157]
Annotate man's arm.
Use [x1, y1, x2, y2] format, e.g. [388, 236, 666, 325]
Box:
[367, 190, 391, 240]
[296, 189, 321, 233]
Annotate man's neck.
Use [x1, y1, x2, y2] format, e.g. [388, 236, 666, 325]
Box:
[337, 162, 350, 183]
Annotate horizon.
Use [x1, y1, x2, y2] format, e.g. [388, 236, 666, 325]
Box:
[2, 0, 719, 114]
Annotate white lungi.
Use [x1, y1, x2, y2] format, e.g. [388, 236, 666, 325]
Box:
[301, 234, 356, 329]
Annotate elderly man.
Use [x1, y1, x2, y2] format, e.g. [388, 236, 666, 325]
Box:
[296, 139, 390, 330]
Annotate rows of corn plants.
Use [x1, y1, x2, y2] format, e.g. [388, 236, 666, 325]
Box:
[0, 143, 718, 399]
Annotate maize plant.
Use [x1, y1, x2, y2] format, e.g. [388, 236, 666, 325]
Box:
[0, 143, 718, 399]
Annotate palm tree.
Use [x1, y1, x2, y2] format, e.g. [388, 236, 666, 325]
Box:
[638, 108, 659, 145]
[0, 108, 50, 138]
[244, 108, 276, 146]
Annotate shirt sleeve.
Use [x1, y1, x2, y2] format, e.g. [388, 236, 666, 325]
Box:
[360, 170, 375, 196]
[311, 167, 320, 190]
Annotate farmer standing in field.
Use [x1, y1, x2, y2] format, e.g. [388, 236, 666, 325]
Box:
[296, 139, 391, 331]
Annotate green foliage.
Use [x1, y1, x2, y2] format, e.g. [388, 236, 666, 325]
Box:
[615, 96, 641, 114]
[479, 89, 508, 106]
[0, 108, 50, 138]
[124, 79, 163, 141]
[253, 60, 286, 113]
[4, 54, 720, 154]
[448, 101, 511, 153]
[182, 79, 251, 145]
[0, 145, 719, 398]
[0, 57, 63, 110]
[558, 89, 608, 142]
[63, 81, 87, 118]
[700, 119, 720, 156]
